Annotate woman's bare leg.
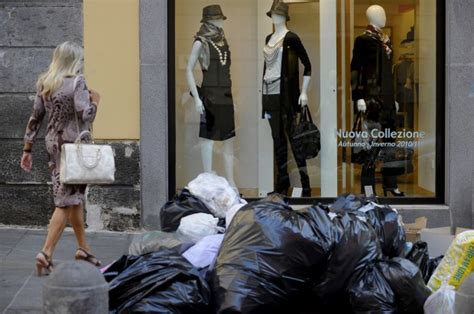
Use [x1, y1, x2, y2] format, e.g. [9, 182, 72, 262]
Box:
[41, 207, 69, 258]
[69, 204, 90, 251]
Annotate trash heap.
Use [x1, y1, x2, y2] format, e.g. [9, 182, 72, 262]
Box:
[102, 173, 472, 314]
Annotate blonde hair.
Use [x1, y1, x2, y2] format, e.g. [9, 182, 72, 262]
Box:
[36, 41, 84, 97]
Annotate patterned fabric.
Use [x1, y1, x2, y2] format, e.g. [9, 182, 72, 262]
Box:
[24, 76, 97, 208]
[195, 22, 226, 70]
[364, 24, 392, 58]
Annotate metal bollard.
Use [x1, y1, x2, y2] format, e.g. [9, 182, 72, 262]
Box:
[43, 261, 109, 314]
[455, 273, 474, 314]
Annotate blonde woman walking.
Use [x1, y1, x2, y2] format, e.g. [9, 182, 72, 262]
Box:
[20, 41, 101, 276]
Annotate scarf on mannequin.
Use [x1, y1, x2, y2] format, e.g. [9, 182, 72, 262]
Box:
[194, 22, 226, 70]
[364, 24, 392, 58]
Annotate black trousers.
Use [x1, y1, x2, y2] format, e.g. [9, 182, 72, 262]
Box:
[263, 95, 309, 193]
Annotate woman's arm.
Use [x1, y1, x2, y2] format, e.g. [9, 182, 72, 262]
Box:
[23, 92, 46, 152]
[74, 76, 98, 123]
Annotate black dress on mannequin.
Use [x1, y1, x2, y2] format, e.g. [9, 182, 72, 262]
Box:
[262, 31, 311, 196]
[351, 26, 400, 195]
[196, 38, 236, 141]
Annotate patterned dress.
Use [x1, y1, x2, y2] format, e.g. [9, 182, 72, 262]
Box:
[24, 76, 97, 208]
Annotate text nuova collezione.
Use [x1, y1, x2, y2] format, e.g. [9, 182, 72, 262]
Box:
[335, 129, 426, 140]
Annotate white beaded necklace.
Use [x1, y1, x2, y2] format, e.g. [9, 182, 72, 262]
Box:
[210, 40, 228, 66]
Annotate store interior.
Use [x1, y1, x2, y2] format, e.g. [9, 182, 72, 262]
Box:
[174, 0, 437, 198]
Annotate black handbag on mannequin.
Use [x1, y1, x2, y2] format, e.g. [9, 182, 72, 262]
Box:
[291, 105, 321, 160]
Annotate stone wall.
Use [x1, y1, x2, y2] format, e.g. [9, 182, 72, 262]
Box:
[0, 0, 141, 231]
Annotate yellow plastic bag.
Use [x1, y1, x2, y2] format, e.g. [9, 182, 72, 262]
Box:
[428, 230, 474, 291]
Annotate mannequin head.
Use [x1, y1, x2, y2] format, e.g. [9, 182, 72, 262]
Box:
[271, 13, 287, 26]
[366, 5, 386, 29]
[208, 18, 225, 29]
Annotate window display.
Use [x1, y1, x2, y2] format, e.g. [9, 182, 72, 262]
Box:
[174, 0, 441, 201]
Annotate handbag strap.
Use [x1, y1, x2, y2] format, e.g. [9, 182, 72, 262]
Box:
[298, 105, 313, 125]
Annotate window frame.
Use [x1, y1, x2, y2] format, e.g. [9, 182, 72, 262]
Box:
[167, 0, 446, 205]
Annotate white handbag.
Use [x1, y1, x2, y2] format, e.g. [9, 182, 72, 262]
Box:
[59, 77, 115, 184]
[60, 136, 115, 184]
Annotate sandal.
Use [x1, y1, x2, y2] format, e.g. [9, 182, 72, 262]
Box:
[75, 247, 102, 266]
[36, 251, 54, 276]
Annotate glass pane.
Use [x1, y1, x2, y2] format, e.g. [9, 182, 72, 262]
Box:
[175, 0, 330, 198]
[337, 0, 437, 198]
[174, 0, 438, 200]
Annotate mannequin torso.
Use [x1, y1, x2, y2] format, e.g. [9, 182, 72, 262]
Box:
[263, 13, 311, 107]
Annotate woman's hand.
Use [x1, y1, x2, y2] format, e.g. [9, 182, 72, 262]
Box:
[20, 152, 33, 173]
[89, 89, 101, 104]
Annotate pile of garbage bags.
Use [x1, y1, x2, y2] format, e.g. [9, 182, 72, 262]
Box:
[105, 176, 441, 313]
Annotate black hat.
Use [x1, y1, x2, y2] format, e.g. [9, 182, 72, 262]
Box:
[201, 4, 227, 23]
[266, 1, 290, 21]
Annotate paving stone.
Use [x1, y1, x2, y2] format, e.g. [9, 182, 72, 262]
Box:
[0, 140, 50, 184]
[0, 94, 46, 139]
[0, 48, 54, 93]
[0, 6, 82, 47]
[0, 185, 53, 226]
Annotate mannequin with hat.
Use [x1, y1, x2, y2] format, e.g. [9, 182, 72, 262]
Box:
[186, 4, 236, 186]
[262, 0, 312, 197]
[351, 4, 404, 197]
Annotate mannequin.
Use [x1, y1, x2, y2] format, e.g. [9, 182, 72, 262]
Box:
[262, 1, 312, 197]
[186, 5, 236, 186]
[351, 4, 404, 196]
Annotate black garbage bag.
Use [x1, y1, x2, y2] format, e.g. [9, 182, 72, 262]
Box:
[211, 196, 338, 314]
[331, 197, 405, 258]
[426, 255, 443, 283]
[406, 241, 443, 283]
[349, 264, 397, 313]
[312, 213, 382, 310]
[363, 204, 406, 258]
[103, 255, 140, 283]
[160, 189, 220, 232]
[377, 257, 431, 314]
[330, 194, 364, 212]
[107, 249, 211, 313]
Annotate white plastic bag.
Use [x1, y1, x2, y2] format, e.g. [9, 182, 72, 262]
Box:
[177, 213, 225, 242]
[182, 234, 225, 269]
[226, 200, 248, 228]
[423, 282, 456, 314]
[187, 173, 240, 218]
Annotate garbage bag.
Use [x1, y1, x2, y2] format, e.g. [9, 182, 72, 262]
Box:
[177, 213, 225, 243]
[428, 230, 474, 291]
[128, 231, 194, 256]
[361, 203, 406, 258]
[426, 255, 443, 283]
[107, 249, 211, 313]
[349, 264, 397, 313]
[330, 194, 364, 212]
[187, 172, 240, 218]
[211, 197, 337, 313]
[182, 234, 225, 269]
[377, 257, 431, 313]
[225, 200, 247, 228]
[423, 282, 455, 314]
[160, 188, 215, 232]
[313, 212, 382, 308]
[406, 241, 443, 283]
[334, 200, 405, 258]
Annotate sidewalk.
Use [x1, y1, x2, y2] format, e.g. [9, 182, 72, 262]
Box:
[0, 227, 135, 313]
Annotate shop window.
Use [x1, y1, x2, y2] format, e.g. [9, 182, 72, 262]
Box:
[171, 0, 444, 202]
